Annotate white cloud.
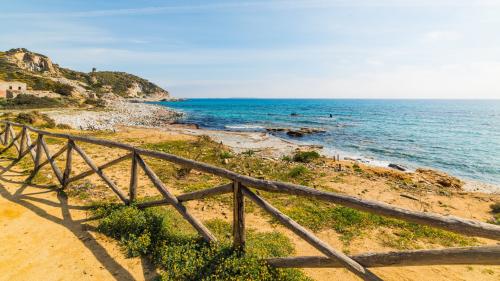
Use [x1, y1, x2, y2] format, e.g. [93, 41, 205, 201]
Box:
[167, 62, 500, 99]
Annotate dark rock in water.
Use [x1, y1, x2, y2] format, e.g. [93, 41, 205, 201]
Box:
[287, 130, 304, 137]
[269, 127, 327, 138]
[290, 113, 299, 117]
[266, 128, 287, 132]
[389, 163, 407, 171]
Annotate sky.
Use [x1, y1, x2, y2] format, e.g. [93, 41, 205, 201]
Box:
[1, 0, 500, 99]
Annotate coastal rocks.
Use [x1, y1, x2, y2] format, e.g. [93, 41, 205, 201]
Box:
[47, 101, 182, 131]
[415, 168, 463, 189]
[389, 163, 407, 171]
[266, 127, 326, 138]
[6, 48, 59, 74]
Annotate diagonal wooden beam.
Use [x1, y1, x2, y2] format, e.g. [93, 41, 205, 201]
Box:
[136, 183, 233, 208]
[242, 186, 382, 281]
[266, 246, 500, 268]
[40, 137, 64, 185]
[66, 153, 132, 185]
[135, 154, 217, 243]
[34, 142, 67, 173]
[24, 130, 37, 162]
[9, 126, 21, 153]
[0, 141, 38, 176]
[0, 130, 22, 155]
[72, 143, 128, 203]
[0, 126, 7, 144]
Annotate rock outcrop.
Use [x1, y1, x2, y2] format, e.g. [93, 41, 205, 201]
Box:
[266, 127, 327, 137]
[415, 168, 464, 189]
[5, 48, 59, 74]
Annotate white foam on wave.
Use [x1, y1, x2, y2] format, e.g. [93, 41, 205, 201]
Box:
[225, 124, 265, 130]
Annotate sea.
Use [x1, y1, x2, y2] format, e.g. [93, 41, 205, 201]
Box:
[151, 99, 500, 185]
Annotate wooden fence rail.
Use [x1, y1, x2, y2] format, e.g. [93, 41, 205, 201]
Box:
[0, 120, 499, 280]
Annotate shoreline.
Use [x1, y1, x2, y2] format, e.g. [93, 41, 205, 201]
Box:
[45, 101, 500, 194]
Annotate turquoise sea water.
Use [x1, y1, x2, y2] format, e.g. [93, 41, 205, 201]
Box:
[152, 99, 500, 185]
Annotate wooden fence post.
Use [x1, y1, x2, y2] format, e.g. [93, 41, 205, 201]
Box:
[62, 140, 73, 188]
[33, 134, 43, 172]
[233, 181, 245, 251]
[129, 151, 138, 204]
[18, 127, 26, 159]
[4, 123, 10, 145]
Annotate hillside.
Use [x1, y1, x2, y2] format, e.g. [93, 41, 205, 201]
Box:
[0, 48, 171, 107]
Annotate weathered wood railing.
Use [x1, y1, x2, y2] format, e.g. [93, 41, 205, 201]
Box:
[0, 120, 499, 281]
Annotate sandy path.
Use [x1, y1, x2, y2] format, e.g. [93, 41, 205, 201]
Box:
[0, 160, 157, 281]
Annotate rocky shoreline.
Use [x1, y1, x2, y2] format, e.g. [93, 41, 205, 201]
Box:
[47, 101, 183, 131]
[43, 101, 500, 194]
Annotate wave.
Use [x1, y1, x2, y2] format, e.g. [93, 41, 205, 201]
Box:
[224, 124, 266, 131]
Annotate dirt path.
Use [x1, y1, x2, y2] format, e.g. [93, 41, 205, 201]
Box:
[0, 159, 157, 281]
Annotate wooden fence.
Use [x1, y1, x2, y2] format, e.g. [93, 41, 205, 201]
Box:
[0, 120, 499, 281]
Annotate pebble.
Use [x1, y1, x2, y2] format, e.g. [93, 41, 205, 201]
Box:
[48, 101, 183, 131]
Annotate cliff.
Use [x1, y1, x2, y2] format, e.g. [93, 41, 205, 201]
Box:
[0, 48, 171, 102]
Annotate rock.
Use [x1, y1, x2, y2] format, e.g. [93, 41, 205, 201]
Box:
[416, 168, 463, 189]
[290, 113, 299, 117]
[286, 130, 304, 137]
[6, 48, 59, 74]
[265, 128, 287, 132]
[282, 127, 327, 137]
[389, 163, 407, 171]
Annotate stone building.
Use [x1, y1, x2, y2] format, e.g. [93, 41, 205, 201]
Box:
[0, 81, 27, 98]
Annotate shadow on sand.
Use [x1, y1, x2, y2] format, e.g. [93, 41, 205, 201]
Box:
[0, 157, 157, 281]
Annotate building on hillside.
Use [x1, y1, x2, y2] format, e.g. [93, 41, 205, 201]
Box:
[0, 81, 27, 98]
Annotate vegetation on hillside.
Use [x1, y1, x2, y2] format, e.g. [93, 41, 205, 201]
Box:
[0, 94, 69, 109]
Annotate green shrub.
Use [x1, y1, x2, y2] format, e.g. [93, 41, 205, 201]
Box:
[219, 151, 233, 159]
[54, 83, 74, 96]
[292, 151, 320, 163]
[83, 98, 106, 108]
[491, 202, 500, 214]
[288, 165, 309, 178]
[93, 206, 310, 281]
[56, 123, 72, 129]
[13, 111, 56, 128]
[0, 94, 65, 109]
[14, 112, 36, 124]
[352, 163, 363, 173]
